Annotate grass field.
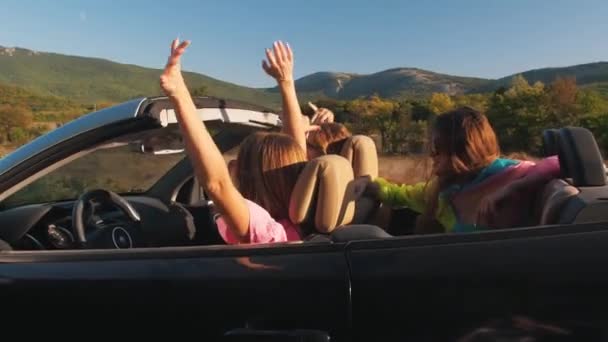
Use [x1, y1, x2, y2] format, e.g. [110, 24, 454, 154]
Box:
[377, 155, 431, 184]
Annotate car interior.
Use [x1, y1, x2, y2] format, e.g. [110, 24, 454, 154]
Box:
[0, 114, 606, 252]
[154, 124, 603, 242]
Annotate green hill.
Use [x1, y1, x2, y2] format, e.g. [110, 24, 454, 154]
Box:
[584, 82, 608, 97]
[276, 68, 492, 100]
[2, 45, 608, 109]
[479, 62, 608, 92]
[288, 63, 608, 100]
[0, 83, 87, 122]
[0, 46, 281, 108]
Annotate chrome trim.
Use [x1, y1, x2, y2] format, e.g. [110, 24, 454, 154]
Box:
[111, 227, 133, 249]
[171, 175, 196, 203]
[152, 107, 281, 128]
[54, 226, 75, 243]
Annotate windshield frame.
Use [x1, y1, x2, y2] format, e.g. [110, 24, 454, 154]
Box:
[0, 98, 283, 209]
[0, 142, 187, 210]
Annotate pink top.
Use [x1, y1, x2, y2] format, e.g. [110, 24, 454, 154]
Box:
[450, 155, 562, 229]
[216, 199, 302, 244]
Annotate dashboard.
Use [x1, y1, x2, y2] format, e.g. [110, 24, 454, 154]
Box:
[0, 196, 221, 250]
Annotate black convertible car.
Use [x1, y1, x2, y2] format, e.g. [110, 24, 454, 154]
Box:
[0, 96, 607, 341]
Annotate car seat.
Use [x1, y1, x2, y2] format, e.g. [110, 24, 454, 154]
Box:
[336, 135, 385, 225]
[337, 135, 379, 179]
[536, 127, 608, 225]
[289, 154, 391, 241]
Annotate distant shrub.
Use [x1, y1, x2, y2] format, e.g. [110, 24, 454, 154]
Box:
[9, 127, 29, 144]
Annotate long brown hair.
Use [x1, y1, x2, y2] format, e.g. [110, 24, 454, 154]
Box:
[417, 106, 500, 233]
[306, 123, 352, 158]
[235, 132, 307, 220]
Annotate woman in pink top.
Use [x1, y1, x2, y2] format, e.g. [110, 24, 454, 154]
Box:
[159, 39, 312, 244]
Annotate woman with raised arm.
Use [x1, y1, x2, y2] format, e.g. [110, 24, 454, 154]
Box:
[262, 41, 308, 154]
[160, 39, 309, 244]
[262, 47, 354, 161]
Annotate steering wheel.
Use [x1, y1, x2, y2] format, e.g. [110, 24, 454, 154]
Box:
[72, 189, 143, 249]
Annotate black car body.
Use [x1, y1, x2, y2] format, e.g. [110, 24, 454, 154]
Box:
[0, 97, 607, 341]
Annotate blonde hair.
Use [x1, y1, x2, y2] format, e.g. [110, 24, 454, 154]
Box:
[306, 123, 352, 156]
[236, 132, 307, 220]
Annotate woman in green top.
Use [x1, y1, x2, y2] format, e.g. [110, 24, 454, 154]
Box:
[371, 106, 561, 234]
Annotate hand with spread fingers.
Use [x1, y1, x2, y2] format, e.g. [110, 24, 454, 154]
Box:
[262, 41, 294, 82]
[160, 38, 191, 97]
[262, 40, 307, 153]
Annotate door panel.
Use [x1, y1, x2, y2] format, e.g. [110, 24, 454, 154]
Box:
[347, 224, 608, 341]
[0, 243, 350, 340]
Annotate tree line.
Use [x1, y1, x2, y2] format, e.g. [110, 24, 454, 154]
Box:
[1, 76, 607, 158]
[0, 84, 117, 150]
[303, 75, 608, 157]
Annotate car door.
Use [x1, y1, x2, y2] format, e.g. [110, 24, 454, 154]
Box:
[0, 242, 350, 340]
[346, 222, 608, 341]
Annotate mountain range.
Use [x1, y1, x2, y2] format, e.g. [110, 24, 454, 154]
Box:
[1, 45, 608, 109]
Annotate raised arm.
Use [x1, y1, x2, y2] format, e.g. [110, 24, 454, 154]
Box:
[262, 41, 307, 153]
[160, 39, 250, 242]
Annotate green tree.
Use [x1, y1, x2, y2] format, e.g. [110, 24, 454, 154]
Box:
[345, 95, 396, 117]
[577, 89, 608, 116]
[453, 93, 489, 112]
[0, 104, 33, 143]
[486, 79, 550, 153]
[547, 76, 579, 126]
[191, 86, 208, 97]
[429, 93, 455, 114]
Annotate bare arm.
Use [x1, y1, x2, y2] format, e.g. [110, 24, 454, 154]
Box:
[262, 41, 307, 153]
[160, 39, 250, 242]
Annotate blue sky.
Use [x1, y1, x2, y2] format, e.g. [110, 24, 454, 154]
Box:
[1, 0, 607, 88]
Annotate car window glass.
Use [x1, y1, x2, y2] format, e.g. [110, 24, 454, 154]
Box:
[2, 144, 185, 208]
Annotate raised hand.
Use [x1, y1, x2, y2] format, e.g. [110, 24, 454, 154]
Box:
[159, 38, 251, 242]
[309, 102, 335, 124]
[262, 41, 294, 82]
[160, 38, 191, 97]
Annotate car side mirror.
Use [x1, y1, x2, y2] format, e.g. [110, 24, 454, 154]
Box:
[223, 328, 331, 342]
[129, 142, 184, 155]
[130, 128, 185, 155]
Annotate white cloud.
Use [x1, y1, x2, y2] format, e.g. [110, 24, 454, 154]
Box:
[79, 11, 87, 22]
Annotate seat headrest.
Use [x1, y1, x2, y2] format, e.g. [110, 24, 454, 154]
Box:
[536, 178, 580, 225]
[289, 155, 356, 233]
[542, 129, 560, 157]
[557, 127, 606, 186]
[338, 135, 379, 179]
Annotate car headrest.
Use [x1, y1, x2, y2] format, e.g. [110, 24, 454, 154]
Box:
[542, 129, 560, 157]
[557, 127, 606, 186]
[536, 178, 580, 225]
[338, 135, 379, 178]
[289, 155, 356, 233]
[0, 239, 12, 251]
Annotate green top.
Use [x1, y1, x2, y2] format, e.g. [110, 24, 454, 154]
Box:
[374, 158, 521, 233]
[374, 177, 457, 232]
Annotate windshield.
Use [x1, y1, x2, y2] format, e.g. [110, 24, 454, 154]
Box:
[1, 144, 185, 208]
